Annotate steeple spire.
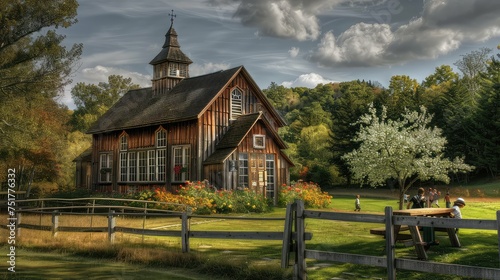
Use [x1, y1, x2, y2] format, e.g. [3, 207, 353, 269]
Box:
[149, 10, 192, 94]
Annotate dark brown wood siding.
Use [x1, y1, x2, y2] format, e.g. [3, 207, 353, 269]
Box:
[91, 120, 200, 193]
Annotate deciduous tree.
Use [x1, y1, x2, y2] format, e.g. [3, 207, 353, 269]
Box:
[342, 105, 473, 209]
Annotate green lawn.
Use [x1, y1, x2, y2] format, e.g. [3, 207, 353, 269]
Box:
[1, 183, 499, 280]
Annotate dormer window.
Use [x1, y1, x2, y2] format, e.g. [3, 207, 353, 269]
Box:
[231, 88, 243, 119]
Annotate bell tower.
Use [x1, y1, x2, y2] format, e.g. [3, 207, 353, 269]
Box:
[150, 10, 192, 94]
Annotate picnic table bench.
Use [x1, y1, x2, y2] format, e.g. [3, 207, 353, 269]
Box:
[371, 208, 460, 260]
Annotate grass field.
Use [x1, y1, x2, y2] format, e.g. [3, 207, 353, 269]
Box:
[1, 182, 499, 279]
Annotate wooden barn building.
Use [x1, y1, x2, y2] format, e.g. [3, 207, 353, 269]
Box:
[76, 18, 293, 202]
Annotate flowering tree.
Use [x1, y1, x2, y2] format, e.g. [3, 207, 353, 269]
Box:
[342, 104, 474, 209]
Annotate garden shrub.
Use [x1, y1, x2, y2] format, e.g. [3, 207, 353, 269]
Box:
[278, 181, 332, 208]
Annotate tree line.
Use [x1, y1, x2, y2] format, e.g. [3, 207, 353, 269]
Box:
[263, 46, 500, 188]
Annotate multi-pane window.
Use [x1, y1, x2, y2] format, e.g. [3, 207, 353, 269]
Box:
[266, 154, 275, 198]
[99, 153, 113, 182]
[138, 151, 147, 181]
[120, 135, 128, 151]
[156, 129, 166, 147]
[118, 128, 167, 183]
[157, 149, 166, 181]
[148, 150, 156, 181]
[238, 153, 249, 188]
[172, 145, 190, 182]
[230, 88, 243, 119]
[119, 153, 127, 181]
[128, 152, 137, 182]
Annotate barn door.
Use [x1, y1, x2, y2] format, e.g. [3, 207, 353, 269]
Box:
[250, 153, 267, 196]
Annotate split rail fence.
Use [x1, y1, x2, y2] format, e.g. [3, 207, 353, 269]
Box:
[1, 198, 500, 280]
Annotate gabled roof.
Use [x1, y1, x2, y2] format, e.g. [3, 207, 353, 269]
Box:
[204, 112, 289, 165]
[87, 67, 241, 134]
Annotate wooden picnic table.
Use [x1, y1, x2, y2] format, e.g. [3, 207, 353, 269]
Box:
[393, 208, 460, 260]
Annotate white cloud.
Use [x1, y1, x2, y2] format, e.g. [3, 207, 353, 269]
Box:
[281, 73, 336, 88]
[309, 0, 500, 67]
[189, 62, 231, 77]
[310, 23, 392, 66]
[288, 47, 300, 58]
[214, 0, 342, 41]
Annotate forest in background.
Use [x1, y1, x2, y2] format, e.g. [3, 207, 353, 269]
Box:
[1, 1, 499, 196]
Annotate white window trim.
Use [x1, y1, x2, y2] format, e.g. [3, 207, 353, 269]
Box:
[253, 134, 266, 149]
[172, 145, 190, 183]
[99, 153, 113, 183]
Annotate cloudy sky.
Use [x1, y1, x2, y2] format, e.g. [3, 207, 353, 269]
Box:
[58, 0, 500, 109]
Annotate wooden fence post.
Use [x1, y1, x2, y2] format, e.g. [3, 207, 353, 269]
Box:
[294, 200, 306, 280]
[51, 210, 58, 237]
[385, 206, 396, 280]
[181, 211, 190, 253]
[281, 201, 295, 268]
[108, 210, 115, 243]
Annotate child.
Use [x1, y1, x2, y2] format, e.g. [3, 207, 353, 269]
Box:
[451, 198, 466, 233]
[407, 187, 425, 209]
[354, 194, 361, 211]
[444, 192, 451, 208]
[451, 198, 466, 219]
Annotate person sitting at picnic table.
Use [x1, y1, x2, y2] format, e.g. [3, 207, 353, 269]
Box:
[407, 187, 425, 209]
[451, 198, 466, 233]
[451, 198, 466, 219]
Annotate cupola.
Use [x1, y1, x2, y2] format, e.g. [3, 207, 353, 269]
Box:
[149, 10, 192, 94]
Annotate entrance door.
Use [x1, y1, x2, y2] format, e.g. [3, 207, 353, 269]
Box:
[249, 153, 267, 196]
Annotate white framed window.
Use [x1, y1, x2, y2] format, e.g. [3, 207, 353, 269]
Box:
[156, 129, 167, 147]
[148, 150, 156, 181]
[119, 152, 127, 182]
[266, 154, 275, 198]
[238, 153, 248, 188]
[120, 135, 128, 151]
[138, 151, 147, 181]
[253, 135, 265, 149]
[157, 149, 166, 181]
[99, 153, 113, 183]
[230, 88, 243, 119]
[172, 145, 190, 182]
[128, 152, 137, 182]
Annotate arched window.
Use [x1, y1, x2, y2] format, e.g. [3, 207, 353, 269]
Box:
[120, 135, 128, 151]
[230, 88, 243, 119]
[156, 129, 167, 147]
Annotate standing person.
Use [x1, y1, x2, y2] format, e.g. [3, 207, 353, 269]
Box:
[431, 189, 440, 208]
[426, 188, 434, 208]
[407, 187, 425, 209]
[354, 194, 361, 211]
[444, 192, 451, 208]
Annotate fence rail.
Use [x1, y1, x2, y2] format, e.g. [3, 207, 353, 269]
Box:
[287, 200, 500, 280]
[1, 198, 500, 279]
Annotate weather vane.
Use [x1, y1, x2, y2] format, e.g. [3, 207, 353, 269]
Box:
[169, 9, 176, 25]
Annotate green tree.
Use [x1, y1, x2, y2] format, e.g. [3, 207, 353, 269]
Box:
[329, 81, 377, 185]
[382, 75, 420, 118]
[342, 105, 473, 209]
[0, 0, 82, 96]
[0, 0, 81, 192]
[467, 53, 500, 177]
[453, 47, 492, 105]
[70, 75, 140, 132]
